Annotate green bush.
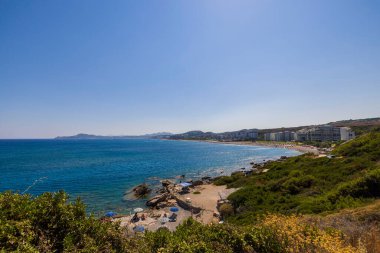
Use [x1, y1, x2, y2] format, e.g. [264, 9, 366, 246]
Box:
[282, 175, 315, 194]
[213, 172, 245, 186]
[219, 203, 234, 218]
[333, 131, 380, 160]
[329, 168, 380, 201]
[0, 191, 132, 252]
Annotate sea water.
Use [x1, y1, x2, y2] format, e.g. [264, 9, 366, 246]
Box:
[0, 139, 300, 215]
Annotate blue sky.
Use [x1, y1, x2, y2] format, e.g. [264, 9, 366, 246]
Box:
[1, 0, 379, 138]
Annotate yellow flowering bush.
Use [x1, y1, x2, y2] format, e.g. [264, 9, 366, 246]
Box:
[245, 214, 366, 253]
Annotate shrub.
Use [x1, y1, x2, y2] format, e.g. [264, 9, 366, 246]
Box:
[145, 215, 365, 253]
[219, 203, 234, 218]
[0, 191, 133, 252]
[213, 172, 245, 186]
[282, 175, 315, 194]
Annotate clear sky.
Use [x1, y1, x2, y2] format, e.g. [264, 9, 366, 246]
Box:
[1, 0, 379, 138]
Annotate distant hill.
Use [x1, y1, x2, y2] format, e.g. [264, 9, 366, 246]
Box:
[169, 129, 259, 141]
[55, 132, 173, 140]
[328, 117, 380, 127]
[169, 117, 380, 141]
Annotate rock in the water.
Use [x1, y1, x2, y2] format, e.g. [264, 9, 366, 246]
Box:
[161, 179, 174, 187]
[133, 183, 151, 197]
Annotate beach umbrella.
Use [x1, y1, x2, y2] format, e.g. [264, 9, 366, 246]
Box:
[105, 211, 117, 217]
[170, 207, 179, 212]
[179, 182, 192, 187]
[134, 207, 143, 213]
[133, 225, 145, 233]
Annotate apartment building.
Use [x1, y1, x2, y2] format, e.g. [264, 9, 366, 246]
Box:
[295, 125, 355, 142]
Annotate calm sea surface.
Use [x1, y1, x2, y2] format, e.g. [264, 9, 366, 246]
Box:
[0, 139, 300, 214]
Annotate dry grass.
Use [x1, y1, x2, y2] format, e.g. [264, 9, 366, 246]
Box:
[303, 200, 380, 253]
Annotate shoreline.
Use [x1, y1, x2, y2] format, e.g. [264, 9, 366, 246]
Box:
[112, 140, 319, 232]
[169, 138, 319, 155]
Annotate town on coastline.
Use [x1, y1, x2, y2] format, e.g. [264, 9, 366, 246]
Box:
[170, 125, 356, 143]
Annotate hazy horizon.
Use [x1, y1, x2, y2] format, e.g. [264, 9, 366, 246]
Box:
[0, 116, 378, 139]
[1, 1, 380, 138]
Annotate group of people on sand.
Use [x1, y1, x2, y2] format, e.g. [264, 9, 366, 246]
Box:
[131, 213, 146, 223]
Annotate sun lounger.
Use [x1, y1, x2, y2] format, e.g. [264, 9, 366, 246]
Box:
[169, 213, 177, 222]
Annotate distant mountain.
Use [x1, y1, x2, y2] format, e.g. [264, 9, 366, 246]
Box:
[55, 134, 107, 139]
[55, 132, 173, 140]
[141, 132, 173, 138]
[169, 129, 259, 141]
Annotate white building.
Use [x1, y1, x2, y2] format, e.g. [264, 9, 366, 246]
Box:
[340, 127, 355, 141]
[295, 126, 355, 142]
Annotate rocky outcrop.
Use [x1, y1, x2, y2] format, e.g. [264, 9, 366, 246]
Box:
[133, 183, 152, 197]
[146, 193, 170, 208]
[174, 196, 202, 214]
[161, 179, 174, 187]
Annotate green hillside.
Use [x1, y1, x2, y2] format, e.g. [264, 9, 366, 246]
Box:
[214, 129, 380, 225]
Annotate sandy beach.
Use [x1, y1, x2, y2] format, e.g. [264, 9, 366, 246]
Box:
[178, 184, 237, 224]
[192, 139, 320, 155]
[113, 184, 235, 233]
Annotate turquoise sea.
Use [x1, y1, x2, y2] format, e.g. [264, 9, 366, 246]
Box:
[0, 139, 300, 215]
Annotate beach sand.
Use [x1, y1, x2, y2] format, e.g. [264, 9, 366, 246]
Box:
[178, 184, 236, 224]
[199, 140, 319, 155]
[113, 184, 236, 232]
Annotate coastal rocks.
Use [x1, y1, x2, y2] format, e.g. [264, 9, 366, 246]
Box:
[133, 183, 152, 197]
[146, 193, 170, 208]
[156, 202, 169, 209]
[161, 179, 174, 187]
[244, 170, 254, 176]
[174, 196, 202, 214]
[156, 188, 166, 194]
[160, 179, 178, 194]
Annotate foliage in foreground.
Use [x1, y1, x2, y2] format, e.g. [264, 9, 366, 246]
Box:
[0, 190, 368, 253]
[143, 215, 363, 253]
[0, 191, 134, 252]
